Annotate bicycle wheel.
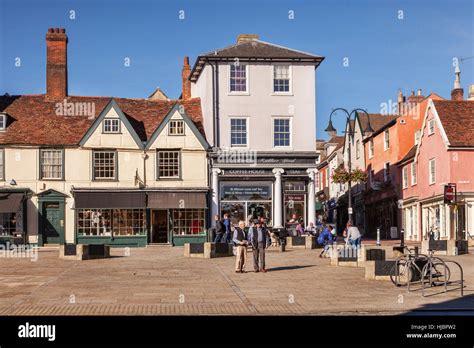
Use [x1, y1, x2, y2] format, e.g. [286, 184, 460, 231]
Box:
[390, 259, 412, 287]
[422, 262, 451, 286]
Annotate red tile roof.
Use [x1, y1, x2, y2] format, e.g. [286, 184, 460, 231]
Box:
[433, 100, 474, 147]
[0, 95, 204, 146]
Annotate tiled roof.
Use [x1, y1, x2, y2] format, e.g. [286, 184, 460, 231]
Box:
[0, 95, 204, 146]
[190, 39, 324, 81]
[357, 113, 398, 134]
[433, 100, 474, 147]
[396, 145, 417, 165]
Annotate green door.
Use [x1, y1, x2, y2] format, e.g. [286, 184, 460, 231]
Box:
[42, 202, 63, 244]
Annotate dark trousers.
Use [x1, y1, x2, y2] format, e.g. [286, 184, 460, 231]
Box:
[252, 242, 266, 271]
[223, 231, 231, 243]
[214, 233, 223, 243]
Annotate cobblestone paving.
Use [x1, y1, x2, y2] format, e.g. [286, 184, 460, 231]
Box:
[0, 245, 473, 315]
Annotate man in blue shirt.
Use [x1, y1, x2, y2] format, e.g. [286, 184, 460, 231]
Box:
[222, 213, 231, 243]
[247, 220, 268, 273]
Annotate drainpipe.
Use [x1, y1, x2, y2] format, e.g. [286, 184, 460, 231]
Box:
[210, 61, 217, 148]
[141, 151, 148, 187]
[215, 63, 220, 148]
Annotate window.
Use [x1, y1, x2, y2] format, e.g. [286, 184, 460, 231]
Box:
[273, 118, 290, 147]
[369, 139, 374, 158]
[0, 149, 4, 181]
[384, 130, 390, 150]
[0, 212, 16, 235]
[411, 162, 417, 185]
[0, 114, 6, 130]
[325, 168, 329, 187]
[40, 149, 63, 180]
[230, 118, 248, 147]
[169, 120, 185, 135]
[77, 209, 146, 236]
[429, 158, 436, 184]
[230, 64, 247, 92]
[428, 119, 435, 135]
[157, 150, 180, 178]
[415, 130, 421, 145]
[383, 162, 390, 182]
[172, 209, 205, 235]
[284, 181, 306, 192]
[93, 151, 116, 180]
[356, 140, 360, 159]
[402, 166, 408, 189]
[103, 119, 120, 133]
[273, 65, 290, 93]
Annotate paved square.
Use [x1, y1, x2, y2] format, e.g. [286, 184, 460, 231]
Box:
[0, 246, 473, 315]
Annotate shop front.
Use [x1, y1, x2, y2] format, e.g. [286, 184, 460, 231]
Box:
[0, 189, 29, 245]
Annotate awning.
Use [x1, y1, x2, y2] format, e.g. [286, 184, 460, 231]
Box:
[74, 191, 146, 209]
[147, 192, 207, 209]
[0, 193, 24, 213]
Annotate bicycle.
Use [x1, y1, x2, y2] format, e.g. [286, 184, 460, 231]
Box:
[390, 247, 450, 287]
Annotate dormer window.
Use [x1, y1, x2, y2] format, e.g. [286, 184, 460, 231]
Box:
[0, 114, 7, 130]
[103, 119, 120, 133]
[169, 120, 185, 135]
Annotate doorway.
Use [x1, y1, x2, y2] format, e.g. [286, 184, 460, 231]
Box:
[151, 210, 168, 243]
[37, 189, 66, 246]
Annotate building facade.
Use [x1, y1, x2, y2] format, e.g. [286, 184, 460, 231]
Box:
[0, 28, 209, 247]
[189, 34, 324, 229]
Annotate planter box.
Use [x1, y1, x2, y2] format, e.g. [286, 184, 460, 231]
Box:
[285, 236, 316, 249]
[184, 242, 233, 259]
[421, 239, 469, 256]
[330, 245, 360, 267]
[365, 260, 396, 280]
[59, 244, 110, 260]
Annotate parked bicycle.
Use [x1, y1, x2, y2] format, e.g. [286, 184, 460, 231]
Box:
[390, 247, 450, 287]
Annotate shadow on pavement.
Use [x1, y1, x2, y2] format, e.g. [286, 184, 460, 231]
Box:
[268, 265, 315, 272]
[402, 293, 474, 315]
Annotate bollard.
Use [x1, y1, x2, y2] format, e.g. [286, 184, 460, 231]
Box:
[400, 228, 405, 248]
[376, 228, 381, 246]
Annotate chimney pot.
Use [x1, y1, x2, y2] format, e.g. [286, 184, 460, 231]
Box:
[417, 88, 422, 96]
[237, 34, 259, 44]
[48, 28, 54, 33]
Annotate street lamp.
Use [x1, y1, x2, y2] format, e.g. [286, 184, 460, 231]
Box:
[325, 108, 374, 224]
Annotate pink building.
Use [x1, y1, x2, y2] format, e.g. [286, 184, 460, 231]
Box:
[398, 77, 474, 241]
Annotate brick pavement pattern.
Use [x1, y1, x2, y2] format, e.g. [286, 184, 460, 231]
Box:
[0, 246, 473, 315]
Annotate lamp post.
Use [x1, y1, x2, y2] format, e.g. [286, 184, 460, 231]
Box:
[325, 108, 374, 225]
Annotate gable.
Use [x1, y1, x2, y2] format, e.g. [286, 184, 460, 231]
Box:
[79, 99, 144, 149]
[146, 103, 209, 151]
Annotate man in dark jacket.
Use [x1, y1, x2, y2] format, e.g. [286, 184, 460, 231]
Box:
[248, 220, 268, 272]
[213, 215, 225, 243]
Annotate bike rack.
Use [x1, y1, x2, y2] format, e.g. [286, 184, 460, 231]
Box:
[421, 259, 464, 297]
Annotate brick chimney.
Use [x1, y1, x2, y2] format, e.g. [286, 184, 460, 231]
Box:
[237, 34, 259, 44]
[468, 85, 474, 101]
[181, 56, 191, 100]
[451, 64, 464, 101]
[46, 28, 68, 99]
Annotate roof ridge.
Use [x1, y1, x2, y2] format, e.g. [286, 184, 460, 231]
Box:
[255, 39, 323, 58]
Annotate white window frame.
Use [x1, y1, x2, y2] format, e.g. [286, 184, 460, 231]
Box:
[325, 168, 329, 187]
[228, 63, 249, 95]
[411, 162, 417, 185]
[103, 118, 120, 134]
[402, 166, 408, 189]
[272, 117, 292, 149]
[229, 117, 249, 148]
[429, 158, 436, 185]
[157, 150, 181, 179]
[356, 139, 360, 159]
[383, 130, 390, 151]
[414, 130, 421, 145]
[0, 149, 4, 181]
[368, 139, 374, 158]
[428, 119, 435, 135]
[272, 64, 292, 95]
[0, 114, 6, 130]
[40, 149, 64, 180]
[168, 119, 185, 136]
[93, 150, 117, 180]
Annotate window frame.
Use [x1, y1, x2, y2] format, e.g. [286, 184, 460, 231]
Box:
[411, 162, 417, 186]
[102, 118, 121, 134]
[0, 148, 4, 181]
[429, 158, 436, 185]
[0, 114, 6, 131]
[368, 139, 374, 158]
[168, 119, 185, 136]
[383, 130, 390, 151]
[272, 64, 292, 95]
[39, 148, 65, 181]
[229, 117, 249, 148]
[272, 117, 292, 149]
[428, 119, 435, 136]
[402, 166, 408, 189]
[228, 63, 249, 95]
[92, 150, 118, 181]
[156, 149, 181, 180]
[356, 139, 360, 159]
[172, 208, 206, 236]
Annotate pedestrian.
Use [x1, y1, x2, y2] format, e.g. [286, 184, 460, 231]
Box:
[318, 225, 334, 258]
[346, 221, 362, 249]
[222, 213, 231, 243]
[305, 222, 317, 236]
[213, 214, 225, 243]
[248, 220, 268, 273]
[296, 220, 305, 236]
[233, 220, 248, 273]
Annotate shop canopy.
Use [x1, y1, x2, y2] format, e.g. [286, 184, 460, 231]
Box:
[0, 192, 24, 213]
[74, 191, 146, 209]
[147, 192, 207, 209]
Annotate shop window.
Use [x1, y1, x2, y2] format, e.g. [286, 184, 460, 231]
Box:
[77, 209, 145, 236]
[172, 209, 205, 235]
[0, 213, 16, 236]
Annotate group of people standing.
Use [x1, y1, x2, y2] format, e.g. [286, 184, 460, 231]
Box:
[214, 214, 268, 273]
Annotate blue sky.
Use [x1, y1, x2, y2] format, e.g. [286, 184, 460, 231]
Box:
[1, 0, 473, 139]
